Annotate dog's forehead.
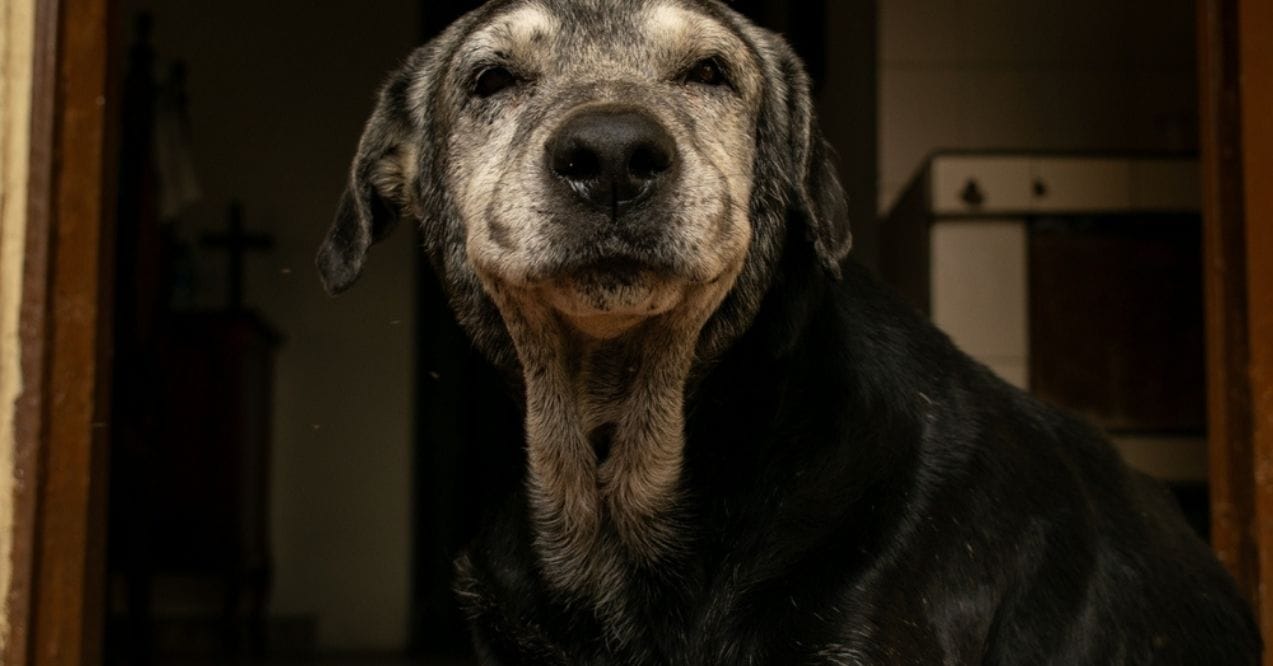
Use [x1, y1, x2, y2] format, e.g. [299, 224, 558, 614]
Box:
[464, 0, 747, 66]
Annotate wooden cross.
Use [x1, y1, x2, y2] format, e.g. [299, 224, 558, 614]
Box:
[202, 201, 274, 310]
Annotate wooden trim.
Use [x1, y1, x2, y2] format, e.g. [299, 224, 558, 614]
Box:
[1200, 0, 1273, 654]
[1239, 0, 1273, 652]
[9, 0, 115, 662]
[5, 0, 61, 662]
[1200, 0, 1256, 600]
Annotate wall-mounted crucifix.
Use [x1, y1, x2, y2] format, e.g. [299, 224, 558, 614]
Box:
[201, 201, 275, 310]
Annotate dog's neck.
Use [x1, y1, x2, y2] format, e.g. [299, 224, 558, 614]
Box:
[485, 281, 729, 599]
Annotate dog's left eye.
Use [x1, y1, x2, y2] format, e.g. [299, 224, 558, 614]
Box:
[474, 66, 519, 98]
[684, 58, 729, 87]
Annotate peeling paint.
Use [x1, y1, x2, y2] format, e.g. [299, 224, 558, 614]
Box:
[1, 0, 38, 652]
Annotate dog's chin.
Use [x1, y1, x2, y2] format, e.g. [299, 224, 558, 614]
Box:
[544, 270, 685, 340]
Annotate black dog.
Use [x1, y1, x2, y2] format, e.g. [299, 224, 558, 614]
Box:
[318, 1, 1260, 662]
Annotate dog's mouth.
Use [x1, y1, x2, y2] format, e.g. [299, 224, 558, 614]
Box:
[542, 257, 688, 339]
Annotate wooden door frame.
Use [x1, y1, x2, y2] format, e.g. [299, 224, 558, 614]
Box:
[1199, 0, 1273, 657]
[1, 0, 1269, 662]
[5, 0, 116, 662]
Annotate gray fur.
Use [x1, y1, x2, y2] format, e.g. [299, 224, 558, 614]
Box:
[317, 0, 850, 615]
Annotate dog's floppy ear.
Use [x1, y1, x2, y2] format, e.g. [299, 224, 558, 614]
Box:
[317, 62, 423, 295]
[795, 117, 853, 277]
[766, 39, 853, 277]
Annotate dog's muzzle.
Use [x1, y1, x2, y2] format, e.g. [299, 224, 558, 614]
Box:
[545, 105, 679, 217]
[531, 105, 710, 339]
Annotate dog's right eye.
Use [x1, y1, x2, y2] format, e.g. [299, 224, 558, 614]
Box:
[683, 58, 729, 88]
[474, 66, 519, 98]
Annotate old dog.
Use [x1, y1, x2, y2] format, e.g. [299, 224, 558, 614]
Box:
[316, 0, 1261, 663]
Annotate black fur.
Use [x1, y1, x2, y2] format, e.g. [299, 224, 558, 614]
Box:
[318, 1, 1261, 663]
[456, 233, 1260, 664]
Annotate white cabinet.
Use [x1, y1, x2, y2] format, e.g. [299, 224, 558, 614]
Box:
[1031, 158, 1131, 212]
[925, 154, 1198, 215]
[1131, 159, 1201, 210]
[882, 152, 1206, 482]
[930, 221, 1030, 389]
[932, 157, 1035, 214]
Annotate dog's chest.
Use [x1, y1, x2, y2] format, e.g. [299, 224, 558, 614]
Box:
[455, 532, 952, 666]
[456, 543, 702, 664]
[457, 566, 945, 666]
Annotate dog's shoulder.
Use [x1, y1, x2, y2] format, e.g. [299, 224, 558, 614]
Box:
[704, 259, 1262, 663]
[457, 255, 1260, 663]
[848, 268, 1260, 663]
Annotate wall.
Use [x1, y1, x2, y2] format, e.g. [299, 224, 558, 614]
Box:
[0, 0, 37, 653]
[820, 1, 879, 269]
[879, 0, 1199, 214]
[114, 0, 421, 651]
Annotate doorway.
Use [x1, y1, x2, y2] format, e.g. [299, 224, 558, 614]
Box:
[5, 0, 1270, 664]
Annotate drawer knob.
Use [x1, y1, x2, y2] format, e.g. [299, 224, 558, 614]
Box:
[961, 179, 985, 207]
[1033, 179, 1049, 198]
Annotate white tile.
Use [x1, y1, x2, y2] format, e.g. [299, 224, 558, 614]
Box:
[1031, 157, 1133, 211]
[1016, 0, 1130, 66]
[985, 358, 1030, 390]
[959, 0, 1032, 64]
[1127, 0, 1197, 68]
[879, 67, 968, 188]
[1110, 435, 1208, 483]
[879, 180, 909, 216]
[881, 0, 965, 65]
[931, 156, 1035, 214]
[960, 70, 1042, 149]
[930, 220, 1030, 359]
[1027, 70, 1134, 150]
[1131, 159, 1201, 210]
[1125, 68, 1200, 152]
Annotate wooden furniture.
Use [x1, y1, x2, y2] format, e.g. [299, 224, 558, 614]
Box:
[5, 0, 116, 664]
[881, 153, 1208, 485]
[156, 312, 276, 650]
[99, 11, 278, 660]
[1199, 0, 1273, 650]
[110, 312, 279, 660]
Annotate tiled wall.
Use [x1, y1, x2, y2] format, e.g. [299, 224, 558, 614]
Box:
[879, 0, 1198, 214]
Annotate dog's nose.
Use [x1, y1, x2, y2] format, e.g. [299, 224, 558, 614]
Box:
[546, 107, 677, 214]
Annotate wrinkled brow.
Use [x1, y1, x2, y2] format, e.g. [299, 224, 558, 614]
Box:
[644, 4, 762, 94]
[459, 3, 558, 69]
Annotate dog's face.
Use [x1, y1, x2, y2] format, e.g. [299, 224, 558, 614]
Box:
[451, 2, 763, 339]
[319, 0, 851, 361]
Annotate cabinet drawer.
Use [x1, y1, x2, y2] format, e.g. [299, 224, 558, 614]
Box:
[1131, 159, 1200, 210]
[1031, 158, 1132, 212]
[931, 157, 1034, 214]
